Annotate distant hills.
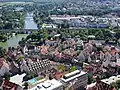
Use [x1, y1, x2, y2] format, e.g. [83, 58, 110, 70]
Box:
[0, 0, 115, 3]
[0, 0, 33, 2]
[0, 0, 66, 4]
[0, 0, 9, 2]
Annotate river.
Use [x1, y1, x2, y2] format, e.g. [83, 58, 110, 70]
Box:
[0, 12, 38, 49]
[24, 13, 38, 29]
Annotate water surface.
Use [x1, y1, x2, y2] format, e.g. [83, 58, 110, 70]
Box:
[0, 34, 28, 49]
[24, 13, 38, 29]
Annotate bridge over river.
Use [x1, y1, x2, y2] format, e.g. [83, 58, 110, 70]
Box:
[0, 12, 39, 48]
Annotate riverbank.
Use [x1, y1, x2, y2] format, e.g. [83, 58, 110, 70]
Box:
[0, 34, 28, 49]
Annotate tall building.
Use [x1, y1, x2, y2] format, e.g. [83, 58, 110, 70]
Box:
[22, 59, 51, 74]
[61, 70, 88, 90]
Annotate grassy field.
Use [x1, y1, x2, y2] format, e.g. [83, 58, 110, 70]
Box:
[0, 34, 28, 49]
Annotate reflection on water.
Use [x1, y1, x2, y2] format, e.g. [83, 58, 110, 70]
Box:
[0, 34, 28, 49]
[24, 13, 38, 29]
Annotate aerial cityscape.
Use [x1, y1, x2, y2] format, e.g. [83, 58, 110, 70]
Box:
[0, 0, 120, 90]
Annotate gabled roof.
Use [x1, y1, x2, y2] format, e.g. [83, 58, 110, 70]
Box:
[87, 81, 115, 90]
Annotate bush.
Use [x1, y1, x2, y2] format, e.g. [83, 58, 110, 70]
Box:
[23, 82, 28, 89]
[57, 64, 66, 72]
[110, 82, 118, 89]
[69, 66, 77, 72]
[88, 74, 93, 84]
[3, 73, 10, 80]
[28, 73, 36, 80]
[116, 80, 120, 88]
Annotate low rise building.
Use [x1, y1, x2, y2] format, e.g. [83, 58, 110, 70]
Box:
[10, 73, 26, 87]
[0, 59, 10, 76]
[29, 79, 63, 90]
[0, 80, 23, 90]
[87, 75, 120, 90]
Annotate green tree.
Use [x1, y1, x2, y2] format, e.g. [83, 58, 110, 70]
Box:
[3, 73, 10, 80]
[0, 47, 6, 57]
[88, 74, 94, 84]
[23, 82, 28, 89]
[95, 29, 104, 40]
[116, 80, 120, 88]
[70, 66, 77, 72]
[28, 73, 36, 79]
[110, 82, 118, 90]
[57, 64, 66, 72]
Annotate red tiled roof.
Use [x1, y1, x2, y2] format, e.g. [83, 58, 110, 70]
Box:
[55, 72, 63, 79]
[55, 51, 61, 58]
[116, 63, 120, 67]
[111, 50, 117, 55]
[88, 81, 116, 90]
[41, 48, 48, 55]
[111, 47, 115, 50]
[3, 80, 18, 90]
[105, 52, 110, 55]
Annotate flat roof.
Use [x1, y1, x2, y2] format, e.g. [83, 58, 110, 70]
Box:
[87, 82, 96, 89]
[10, 73, 26, 86]
[88, 35, 95, 38]
[29, 79, 62, 90]
[61, 70, 87, 82]
[64, 70, 80, 77]
[54, 34, 61, 37]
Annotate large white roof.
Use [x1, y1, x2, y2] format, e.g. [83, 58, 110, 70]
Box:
[61, 70, 87, 82]
[10, 73, 26, 86]
[29, 79, 62, 90]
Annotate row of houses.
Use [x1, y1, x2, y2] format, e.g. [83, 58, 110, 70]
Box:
[87, 75, 120, 90]
[49, 15, 120, 28]
[0, 69, 88, 90]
